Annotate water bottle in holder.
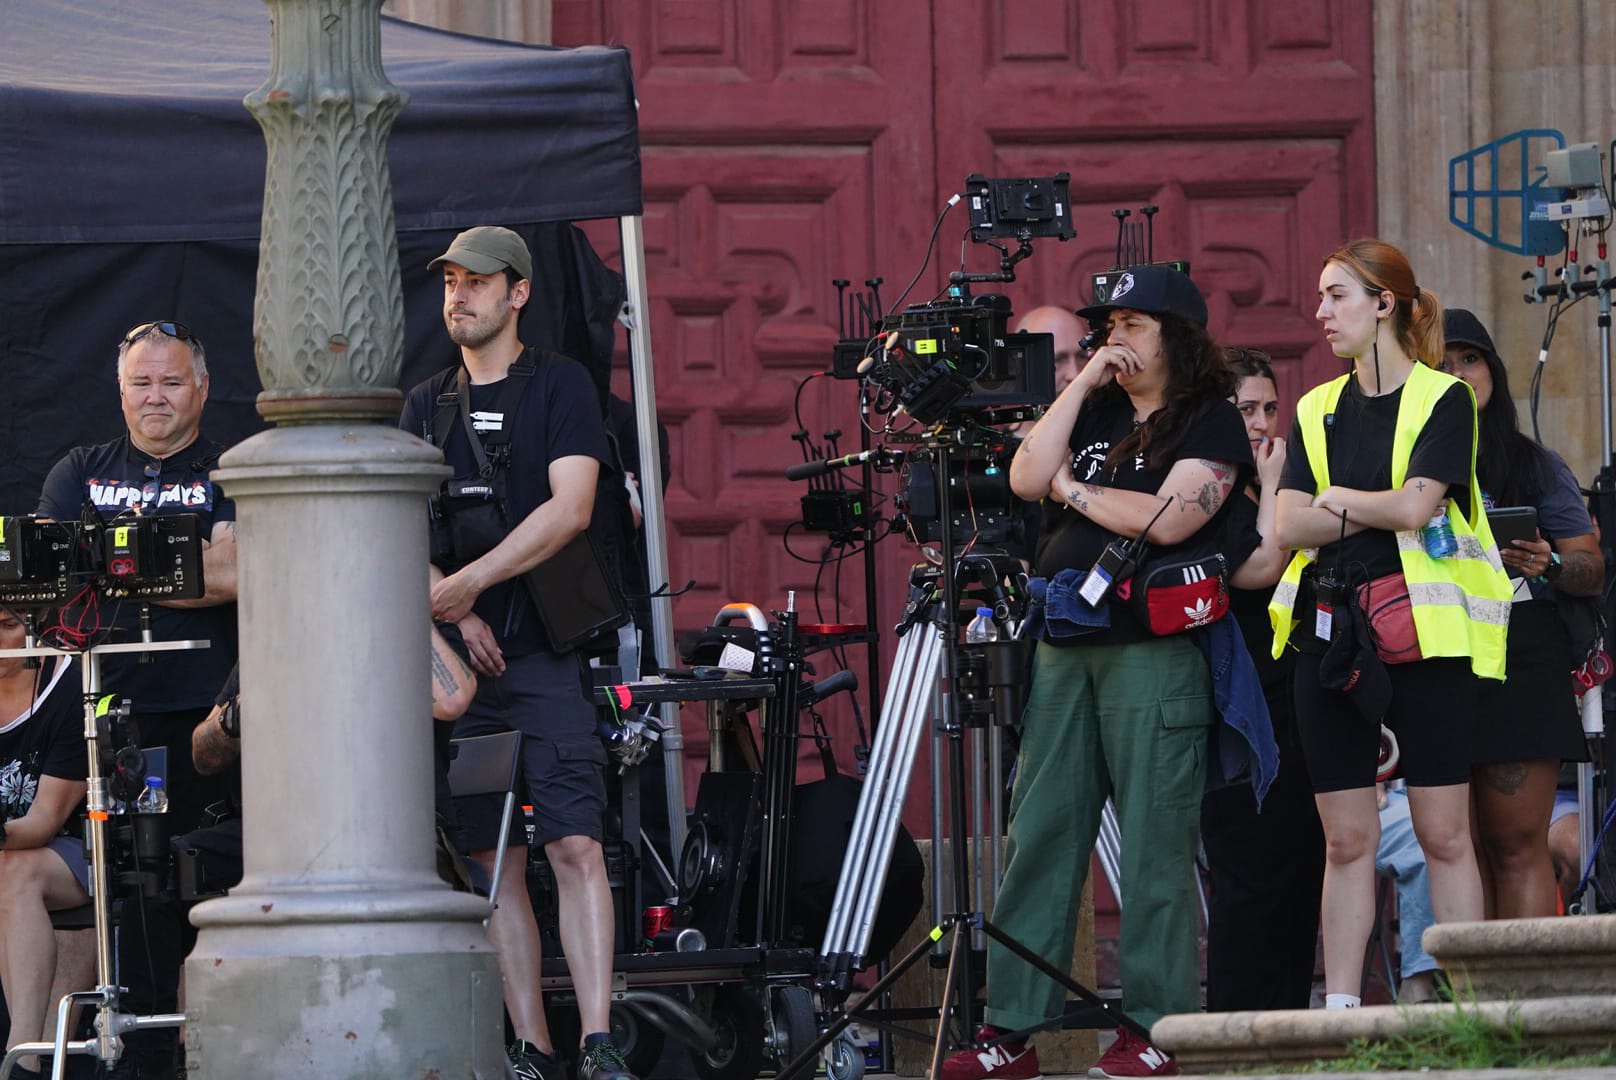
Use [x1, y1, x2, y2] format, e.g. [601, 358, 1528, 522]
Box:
[135, 775, 169, 814]
[964, 606, 998, 644]
[1421, 507, 1458, 559]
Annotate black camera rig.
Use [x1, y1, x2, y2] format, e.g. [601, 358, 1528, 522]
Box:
[0, 512, 205, 608]
[829, 173, 1075, 427]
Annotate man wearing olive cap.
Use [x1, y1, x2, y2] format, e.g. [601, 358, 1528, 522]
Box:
[400, 226, 632, 1080]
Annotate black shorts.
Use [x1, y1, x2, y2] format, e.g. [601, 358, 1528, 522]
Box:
[453, 649, 606, 850]
[1472, 600, 1588, 766]
[1295, 653, 1476, 791]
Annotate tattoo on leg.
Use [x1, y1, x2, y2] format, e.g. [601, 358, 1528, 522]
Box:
[1481, 761, 1528, 795]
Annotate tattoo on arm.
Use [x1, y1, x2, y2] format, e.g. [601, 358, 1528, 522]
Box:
[1558, 550, 1604, 595]
[1066, 490, 1090, 514]
[1174, 462, 1234, 516]
[1415, 480, 1427, 492]
[430, 646, 462, 700]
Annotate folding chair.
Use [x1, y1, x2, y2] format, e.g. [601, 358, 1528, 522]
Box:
[445, 730, 523, 913]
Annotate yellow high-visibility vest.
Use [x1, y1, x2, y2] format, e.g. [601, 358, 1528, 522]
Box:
[1268, 362, 1511, 679]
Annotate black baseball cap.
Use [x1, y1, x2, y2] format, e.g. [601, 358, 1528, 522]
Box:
[1077, 265, 1208, 329]
[1443, 308, 1497, 358]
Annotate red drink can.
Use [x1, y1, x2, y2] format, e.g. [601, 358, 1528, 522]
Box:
[642, 905, 675, 948]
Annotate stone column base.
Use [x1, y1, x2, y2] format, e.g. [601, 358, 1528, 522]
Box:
[185, 921, 503, 1078]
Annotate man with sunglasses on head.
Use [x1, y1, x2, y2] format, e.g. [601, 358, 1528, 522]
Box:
[34, 319, 239, 1079]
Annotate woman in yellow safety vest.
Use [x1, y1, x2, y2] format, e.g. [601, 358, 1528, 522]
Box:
[1269, 239, 1511, 1008]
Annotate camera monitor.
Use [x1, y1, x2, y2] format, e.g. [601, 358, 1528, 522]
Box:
[966, 173, 1075, 242]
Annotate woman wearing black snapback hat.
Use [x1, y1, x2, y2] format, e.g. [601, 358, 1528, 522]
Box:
[1441, 307, 1600, 919]
[939, 265, 1256, 1080]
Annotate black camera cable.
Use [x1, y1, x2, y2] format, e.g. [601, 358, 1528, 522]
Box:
[886, 192, 961, 316]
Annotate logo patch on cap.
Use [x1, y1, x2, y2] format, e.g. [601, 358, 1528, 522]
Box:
[1110, 272, 1135, 303]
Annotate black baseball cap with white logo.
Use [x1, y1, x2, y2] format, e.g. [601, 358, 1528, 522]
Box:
[1076, 265, 1208, 329]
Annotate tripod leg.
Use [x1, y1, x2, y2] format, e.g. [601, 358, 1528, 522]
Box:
[779, 918, 957, 1080]
[927, 918, 973, 1080]
[978, 918, 1150, 1041]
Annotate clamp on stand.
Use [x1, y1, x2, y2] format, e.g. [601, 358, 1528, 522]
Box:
[0, 623, 206, 1080]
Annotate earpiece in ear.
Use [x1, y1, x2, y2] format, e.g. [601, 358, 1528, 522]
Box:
[1378, 299, 1390, 314]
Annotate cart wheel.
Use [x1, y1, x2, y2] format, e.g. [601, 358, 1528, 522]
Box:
[825, 1029, 867, 1080]
[611, 1001, 666, 1078]
[770, 984, 818, 1067]
[691, 985, 765, 1080]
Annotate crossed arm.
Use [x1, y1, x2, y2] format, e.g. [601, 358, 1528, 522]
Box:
[1045, 457, 1239, 546]
[1274, 476, 1450, 551]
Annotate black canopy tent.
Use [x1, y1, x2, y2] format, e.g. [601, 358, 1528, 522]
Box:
[0, 0, 685, 837]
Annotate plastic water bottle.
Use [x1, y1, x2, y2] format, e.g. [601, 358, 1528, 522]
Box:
[965, 606, 998, 644]
[1421, 508, 1458, 559]
[134, 775, 169, 815]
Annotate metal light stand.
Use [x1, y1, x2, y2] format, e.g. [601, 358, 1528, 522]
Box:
[1533, 233, 1616, 907]
[0, 630, 202, 1080]
[782, 426, 1141, 1080]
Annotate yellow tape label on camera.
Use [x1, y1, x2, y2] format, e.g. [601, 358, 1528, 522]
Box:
[914, 338, 938, 354]
[114, 527, 130, 547]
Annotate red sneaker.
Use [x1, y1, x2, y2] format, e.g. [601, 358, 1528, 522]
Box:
[1088, 1028, 1180, 1078]
[938, 1025, 1042, 1080]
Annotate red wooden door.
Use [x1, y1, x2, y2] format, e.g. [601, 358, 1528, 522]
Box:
[552, 1, 1378, 807]
[932, 0, 1378, 412]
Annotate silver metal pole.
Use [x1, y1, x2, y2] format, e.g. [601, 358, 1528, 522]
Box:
[847, 631, 943, 963]
[619, 212, 685, 858]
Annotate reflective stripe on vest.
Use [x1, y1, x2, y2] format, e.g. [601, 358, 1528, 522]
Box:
[1267, 362, 1511, 679]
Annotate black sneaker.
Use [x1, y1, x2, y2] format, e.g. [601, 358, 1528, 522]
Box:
[576, 1032, 636, 1080]
[507, 1039, 565, 1080]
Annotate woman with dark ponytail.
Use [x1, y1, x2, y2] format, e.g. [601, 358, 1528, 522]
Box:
[1442, 308, 1601, 919]
[1270, 239, 1511, 1007]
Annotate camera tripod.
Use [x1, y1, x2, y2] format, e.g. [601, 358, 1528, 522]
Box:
[0, 630, 199, 1080]
[778, 430, 1144, 1080]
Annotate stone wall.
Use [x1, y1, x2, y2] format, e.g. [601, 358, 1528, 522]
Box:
[1375, 0, 1616, 484]
[381, 0, 549, 44]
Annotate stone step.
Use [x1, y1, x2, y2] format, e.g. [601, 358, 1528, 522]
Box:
[1151, 996, 1616, 1073]
[1425, 913, 1616, 1000]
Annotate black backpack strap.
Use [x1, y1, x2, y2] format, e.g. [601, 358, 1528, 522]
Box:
[433, 353, 540, 493]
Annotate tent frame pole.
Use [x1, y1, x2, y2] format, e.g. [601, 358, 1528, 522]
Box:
[618, 213, 686, 862]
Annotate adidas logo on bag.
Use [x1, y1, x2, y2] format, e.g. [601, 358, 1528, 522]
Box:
[1181, 596, 1215, 625]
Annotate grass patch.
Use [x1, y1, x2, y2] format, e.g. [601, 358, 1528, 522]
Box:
[1291, 1000, 1616, 1072]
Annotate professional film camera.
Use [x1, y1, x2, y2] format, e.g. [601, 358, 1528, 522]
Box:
[850, 173, 1075, 426]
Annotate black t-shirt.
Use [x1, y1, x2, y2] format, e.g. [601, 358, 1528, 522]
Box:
[399, 351, 611, 656]
[36, 434, 239, 712]
[1035, 396, 1254, 643]
[1278, 376, 1474, 583]
[0, 655, 84, 836]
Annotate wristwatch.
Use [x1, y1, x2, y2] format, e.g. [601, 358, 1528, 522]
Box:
[1540, 551, 1563, 584]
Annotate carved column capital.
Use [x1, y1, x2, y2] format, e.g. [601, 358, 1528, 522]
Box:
[245, 0, 409, 424]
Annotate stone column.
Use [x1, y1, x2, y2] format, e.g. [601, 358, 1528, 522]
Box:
[183, 3, 503, 1077]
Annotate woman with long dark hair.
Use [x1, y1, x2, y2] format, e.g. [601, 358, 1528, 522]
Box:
[941, 267, 1254, 1080]
[1442, 308, 1601, 918]
[1200, 348, 1326, 1012]
[1271, 239, 1511, 1008]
